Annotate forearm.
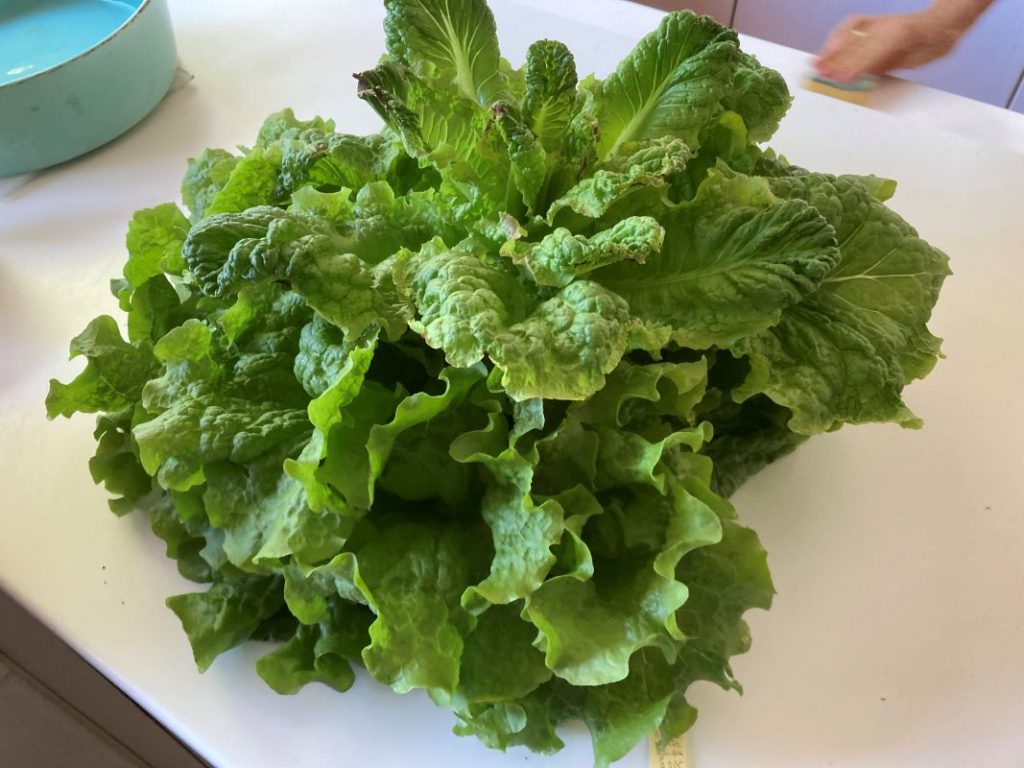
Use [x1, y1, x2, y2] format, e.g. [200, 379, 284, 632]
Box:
[923, 0, 996, 38]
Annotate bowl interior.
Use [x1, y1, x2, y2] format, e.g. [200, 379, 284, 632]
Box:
[0, 0, 145, 87]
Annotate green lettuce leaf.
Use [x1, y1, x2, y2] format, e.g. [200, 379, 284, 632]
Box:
[493, 101, 548, 212]
[256, 600, 372, 694]
[123, 203, 190, 290]
[323, 365, 483, 510]
[182, 149, 240, 222]
[596, 170, 839, 348]
[457, 602, 552, 704]
[523, 40, 579, 156]
[46, 316, 159, 418]
[47, 6, 951, 766]
[501, 216, 664, 288]
[733, 174, 951, 432]
[571, 358, 708, 428]
[88, 409, 153, 515]
[182, 206, 406, 337]
[167, 576, 284, 671]
[593, 13, 739, 160]
[720, 52, 792, 143]
[547, 137, 690, 223]
[583, 649, 676, 768]
[204, 147, 281, 216]
[397, 241, 646, 399]
[384, 0, 507, 106]
[524, 474, 722, 686]
[452, 437, 566, 612]
[349, 521, 478, 696]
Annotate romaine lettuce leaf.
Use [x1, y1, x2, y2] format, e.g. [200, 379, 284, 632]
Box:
[733, 174, 950, 432]
[593, 13, 739, 160]
[596, 170, 840, 348]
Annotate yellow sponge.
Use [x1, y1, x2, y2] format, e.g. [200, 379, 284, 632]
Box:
[804, 74, 877, 105]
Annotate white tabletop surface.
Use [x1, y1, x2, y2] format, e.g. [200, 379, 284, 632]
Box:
[2, 1, 1023, 767]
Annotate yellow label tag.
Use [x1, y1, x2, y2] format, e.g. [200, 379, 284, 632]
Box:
[649, 732, 689, 768]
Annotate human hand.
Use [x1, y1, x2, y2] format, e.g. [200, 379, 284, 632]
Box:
[814, 11, 960, 83]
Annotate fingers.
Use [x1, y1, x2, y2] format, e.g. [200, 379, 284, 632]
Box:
[815, 14, 873, 82]
[815, 11, 952, 82]
[818, 14, 868, 61]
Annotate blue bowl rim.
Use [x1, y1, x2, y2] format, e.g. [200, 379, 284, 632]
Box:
[0, 0, 154, 90]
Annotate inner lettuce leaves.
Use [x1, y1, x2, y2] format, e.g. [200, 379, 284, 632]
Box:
[46, 2, 949, 765]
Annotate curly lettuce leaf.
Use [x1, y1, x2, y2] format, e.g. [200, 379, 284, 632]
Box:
[571, 358, 708, 428]
[123, 203, 190, 291]
[88, 409, 154, 515]
[256, 600, 372, 694]
[452, 431, 566, 612]
[720, 52, 792, 143]
[323, 365, 483, 510]
[349, 521, 479, 696]
[46, 316, 159, 418]
[167, 576, 284, 671]
[457, 602, 553, 704]
[182, 149, 240, 222]
[523, 475, 722, 687]
[547, 137, 690, 223]
[501, 216, 664, 288]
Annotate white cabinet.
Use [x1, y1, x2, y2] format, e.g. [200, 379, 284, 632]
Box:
[638, 0, 734, 25]
[733, 0, 1024, 107]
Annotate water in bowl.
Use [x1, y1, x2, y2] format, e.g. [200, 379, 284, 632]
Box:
[0, 0, 141, 86]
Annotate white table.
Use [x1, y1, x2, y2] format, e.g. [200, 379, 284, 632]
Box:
[2, 1, 1023, 766]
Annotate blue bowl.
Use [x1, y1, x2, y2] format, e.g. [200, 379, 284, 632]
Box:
[0, 0, 178, 177]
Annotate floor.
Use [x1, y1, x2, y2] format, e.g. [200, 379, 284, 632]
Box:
[0, 653, 144, 768]
[0, 589, 207, 768]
